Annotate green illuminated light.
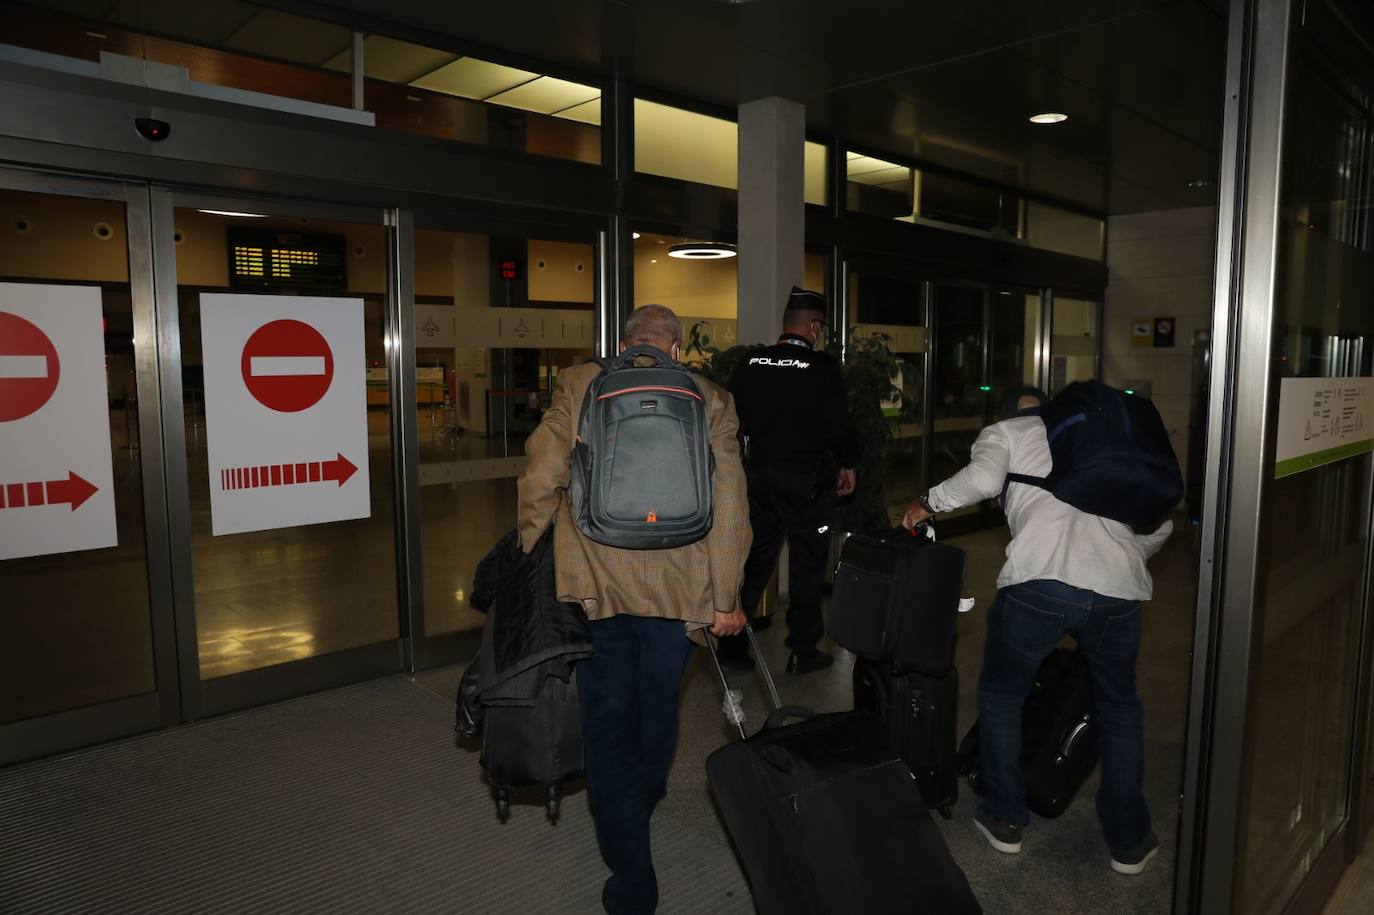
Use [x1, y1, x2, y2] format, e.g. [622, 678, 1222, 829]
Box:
[1124, 389, 1136, 395]
[978, 385, 992, 392]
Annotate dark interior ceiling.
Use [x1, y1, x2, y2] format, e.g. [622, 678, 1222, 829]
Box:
[296, 0, 1229, 215]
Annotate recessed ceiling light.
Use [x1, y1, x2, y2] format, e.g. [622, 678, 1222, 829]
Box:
[632, 232, 641, 239]
[668, 242, 737, 260]
[197, 209, 269, 218]
[1029, 112, 1068, 125]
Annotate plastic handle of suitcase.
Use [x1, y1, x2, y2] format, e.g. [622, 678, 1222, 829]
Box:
[763, 706, 816, 730]
[704, 623, 783, 741]
[743, 624, 783, 712]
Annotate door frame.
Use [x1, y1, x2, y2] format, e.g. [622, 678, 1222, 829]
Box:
[0, 167, 179, 763]
[147, 187, 408, 721]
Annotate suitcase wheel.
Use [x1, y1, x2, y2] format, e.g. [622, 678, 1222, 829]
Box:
[545, 784, 562, 821]
[966, 769, 985, 795]
[495, 787, 511, 821]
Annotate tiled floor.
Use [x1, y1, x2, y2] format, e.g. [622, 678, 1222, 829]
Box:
[415, 515, 1200, 914]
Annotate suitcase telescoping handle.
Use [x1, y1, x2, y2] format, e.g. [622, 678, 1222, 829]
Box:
[704, 623, 783, 740]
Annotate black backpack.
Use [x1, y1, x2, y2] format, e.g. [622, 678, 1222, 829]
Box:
[569, 345, 714, 549]
[1003, 380, 1182, 531]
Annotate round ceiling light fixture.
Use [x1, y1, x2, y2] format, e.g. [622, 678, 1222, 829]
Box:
[1029, 112, 1069, 125]
[668, 242, 736, 260]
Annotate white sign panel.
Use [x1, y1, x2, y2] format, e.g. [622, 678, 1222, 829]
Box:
[0, 283, 118, 560]
[200, 294, 370, 535]
[1275, 376, 1374, 478]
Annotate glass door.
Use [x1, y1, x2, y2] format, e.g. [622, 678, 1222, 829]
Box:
[0, 170, 176, 763]
[409, 218, 599, 664]
[845, 263, 928, 521]
[1048, 293, 1101, 394]
[929, 281, 990, 523]
[152, 190, 403, 718]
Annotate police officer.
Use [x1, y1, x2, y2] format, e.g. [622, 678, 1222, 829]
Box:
[721, 286, 860, 675]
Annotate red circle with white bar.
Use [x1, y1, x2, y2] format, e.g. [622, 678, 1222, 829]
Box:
[240, 319, 334, 412]
[0, 311, 61, 422]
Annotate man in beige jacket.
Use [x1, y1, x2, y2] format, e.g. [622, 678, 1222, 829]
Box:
[518, 304, 751, 915]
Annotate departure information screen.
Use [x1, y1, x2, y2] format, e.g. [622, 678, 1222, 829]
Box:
[227, 229, 347, 291]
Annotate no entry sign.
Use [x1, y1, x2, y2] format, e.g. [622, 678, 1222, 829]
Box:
[241, 319, 335, 412]
[200, 294, 369, 536]
[0, 283, 118, 561]
[0, 311, 61, 422]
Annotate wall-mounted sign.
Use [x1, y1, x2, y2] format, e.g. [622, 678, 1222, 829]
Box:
[200, 293, 370, 535]
[1154, 317, 1176, 348]
[0, 283, 118, 560]
[1132, 320, 1153, 347]
[1275, 377, 1374, 478]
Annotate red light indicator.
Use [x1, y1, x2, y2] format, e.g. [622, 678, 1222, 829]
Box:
[500, 259, 520, 280]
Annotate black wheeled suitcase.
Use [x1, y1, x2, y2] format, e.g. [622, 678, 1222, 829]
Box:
[853, 658, 959, 815]
[479, 673, 584, 820]
[705, 629, 980, 915]
[828, 529, 966, 673]
[960, 647, 1099, 819]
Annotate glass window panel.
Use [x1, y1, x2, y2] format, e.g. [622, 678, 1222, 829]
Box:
[1050, 296, 1099, 393]
[633, 231, 739, 354]
[915, 170, 1018, 236]
[930, 283, 989, 518]
[3, 0, 601, 164]
[849, 269, 927, 510]
[413, 227, 597, 636]
[804, 141, 828, 206]
[634, 100, 738, 189]
[0, 187, 156, 723]
[846, 152, 914, 219]
[1233, 53, 1374, 913]
[990, 288, 1043, 403]
[1026, 201, 1105, 260]
[173, 207, 398, 679]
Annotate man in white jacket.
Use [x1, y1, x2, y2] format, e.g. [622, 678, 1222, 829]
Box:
[902, 386, 1172, 877]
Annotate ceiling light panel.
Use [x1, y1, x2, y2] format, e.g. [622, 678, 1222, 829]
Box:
[221, 11, 353, 66]
[485, 76, 600, 114]
[411, 57, 539, 99]
[325, 36, 457, 83]
[553, 98, 602, 125]
[105, 0, 258, 45]
[846, 155, 911, 185]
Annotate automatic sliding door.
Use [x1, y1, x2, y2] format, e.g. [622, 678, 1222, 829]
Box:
[0, 172, 173, 762]
[157, 194, 402, 713]
[845, 265, 927, 520]
[411, 223, 597, 659]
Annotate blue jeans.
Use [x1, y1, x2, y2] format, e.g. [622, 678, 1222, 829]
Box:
[978, 579, 1151, 855]
[577, 614, 695, 914]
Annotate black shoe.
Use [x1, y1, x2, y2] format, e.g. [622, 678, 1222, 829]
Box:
[718, 651, 755, 672]
[973, 809, 1023, 854]
[786, 650, 834, 675]
[1111, 831, 1160, 875]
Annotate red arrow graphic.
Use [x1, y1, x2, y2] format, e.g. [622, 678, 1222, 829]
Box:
[219, 453, 358, 492]
[0, 471, 98, 511]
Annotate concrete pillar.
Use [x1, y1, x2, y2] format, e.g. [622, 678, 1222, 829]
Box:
[737, 96, 805, 348]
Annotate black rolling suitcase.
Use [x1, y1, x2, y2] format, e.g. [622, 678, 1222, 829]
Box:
[479, 672, 584, 820]
[853, 658, 959, 815]
[828, 528, 965, 673]
[959, 647, 1099, 819]
[705, 629, 980, 915]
